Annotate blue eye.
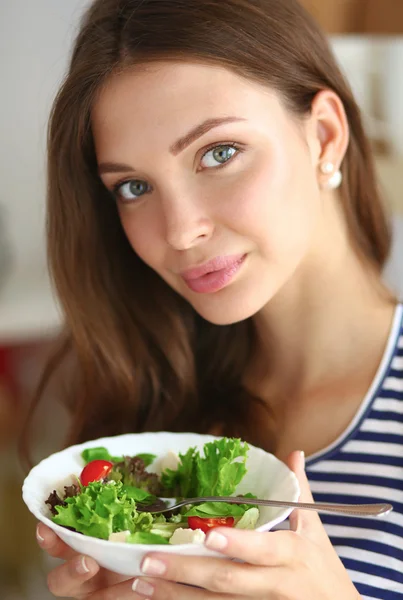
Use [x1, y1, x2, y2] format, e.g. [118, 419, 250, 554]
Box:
[200, 144, 239, 168]
[114, 179, 151, 202]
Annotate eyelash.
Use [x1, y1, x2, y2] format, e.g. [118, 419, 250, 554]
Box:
[111, 141, 244, 201]
[198, 141, 243, 170]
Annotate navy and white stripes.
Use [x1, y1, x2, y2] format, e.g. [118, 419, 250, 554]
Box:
[306, 304, 403, 599]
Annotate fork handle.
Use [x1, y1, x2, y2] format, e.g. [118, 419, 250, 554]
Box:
[244, 499, 392, 517]
[178, 497, 393, 517]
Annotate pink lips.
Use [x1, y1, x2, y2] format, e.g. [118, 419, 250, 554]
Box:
[181, 254, 246, 294]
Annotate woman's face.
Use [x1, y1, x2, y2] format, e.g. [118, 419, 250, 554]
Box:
[93, 61, 330, 325]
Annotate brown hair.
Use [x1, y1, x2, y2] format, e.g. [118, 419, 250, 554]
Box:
[19, 0, 391, 470]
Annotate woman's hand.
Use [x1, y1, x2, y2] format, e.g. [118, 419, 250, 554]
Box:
[36, 523, 130, 597]
[37, 450, 362, 599]
[127, 450, 362, 600]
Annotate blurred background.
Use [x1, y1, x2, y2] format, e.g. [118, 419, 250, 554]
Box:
[0, 1, 402, 598]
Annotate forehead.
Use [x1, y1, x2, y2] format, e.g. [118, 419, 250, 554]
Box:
[91, 61, 286, 148]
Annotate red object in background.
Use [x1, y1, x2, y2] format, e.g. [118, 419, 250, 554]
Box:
[0, 346, 15, 392]
[0, 346, 19, 446]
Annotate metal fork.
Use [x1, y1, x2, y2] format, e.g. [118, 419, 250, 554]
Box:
[136, 496, 393, 518]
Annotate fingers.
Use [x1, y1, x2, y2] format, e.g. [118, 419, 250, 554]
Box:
[36, 523, 79, 561]
[80, 577, 251, 600]
[285, 451, 329, 543]
[132, 578, 233, 600]
[205, 527, 300, 566]
[45, 552, 132, 598]
[46, 555, 133, 599]
[136, 551, 282, 597]
[36, 522, 129, 598]
[132, 577, 256, 600]
[47, 553, 100, 598]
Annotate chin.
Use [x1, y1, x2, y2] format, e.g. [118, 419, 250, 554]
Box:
[189, 292, 269, 326]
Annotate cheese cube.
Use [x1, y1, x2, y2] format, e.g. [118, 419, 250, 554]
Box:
[169, 528, 206, 545]
[108, 530, 130, 543]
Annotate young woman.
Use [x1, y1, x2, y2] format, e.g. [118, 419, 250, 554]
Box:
[23, 0, 403, 598]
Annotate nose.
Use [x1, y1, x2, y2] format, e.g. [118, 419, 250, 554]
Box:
[163, 193, 214, 251]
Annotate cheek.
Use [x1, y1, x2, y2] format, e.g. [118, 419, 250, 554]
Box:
[226, 151, 320, 260]
[119, 207, 165, 272]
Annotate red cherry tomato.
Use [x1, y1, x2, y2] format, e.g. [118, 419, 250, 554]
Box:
[187, 516, 235, 533]
[80, 460, 113, 486]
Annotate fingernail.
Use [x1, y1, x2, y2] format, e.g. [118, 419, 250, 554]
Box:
[75, 556, 90, 575]
[132, 579, 155, 596]
[205, 530, 228, 551]
[36, 524, 45, 544]
[141, 557, 166, 576]
[300, 450, 305, 467]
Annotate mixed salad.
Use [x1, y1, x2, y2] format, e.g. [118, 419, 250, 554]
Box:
[45, 437, 260, 545]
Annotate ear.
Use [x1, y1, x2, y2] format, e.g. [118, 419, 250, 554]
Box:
[305, 89, 350, 177]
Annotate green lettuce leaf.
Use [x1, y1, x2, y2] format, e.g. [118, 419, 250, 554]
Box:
[80, 447, 156, 468]
[184, 502, 249, 517]
[234, 507, 260, 529]
[81, 447, 123, 464]
[127, 532, 169, 545]
[150, 520, 188, 539]
[160, 446, 198, 498]
[161, 438, 249, 498]
[121, 485, 156, 504]
[51, 481, 153, 540]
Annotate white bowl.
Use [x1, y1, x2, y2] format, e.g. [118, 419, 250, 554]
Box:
[22, 432, 299, 576]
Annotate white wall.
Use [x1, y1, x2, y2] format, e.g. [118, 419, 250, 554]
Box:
[0, 0, 90, 341]
[0, 0, 90, 267]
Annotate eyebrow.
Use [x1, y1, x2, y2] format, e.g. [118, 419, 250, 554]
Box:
[169, 116, 247, 155]
[98, 162, 135, 175]
[98, 116, 246, 175]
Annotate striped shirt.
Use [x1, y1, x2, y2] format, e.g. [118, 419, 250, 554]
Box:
[305, 303, 403, 599]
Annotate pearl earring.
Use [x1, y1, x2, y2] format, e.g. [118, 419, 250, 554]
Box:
[320, 162, 343, 190]
[320, 161, 334, 175]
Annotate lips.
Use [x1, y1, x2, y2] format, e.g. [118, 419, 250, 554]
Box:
[181, 254, 246, 294]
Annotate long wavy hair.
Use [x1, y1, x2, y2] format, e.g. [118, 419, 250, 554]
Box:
[19, 0, 391, 470]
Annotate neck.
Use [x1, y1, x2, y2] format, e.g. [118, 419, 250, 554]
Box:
[250, 211, 396, 403]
